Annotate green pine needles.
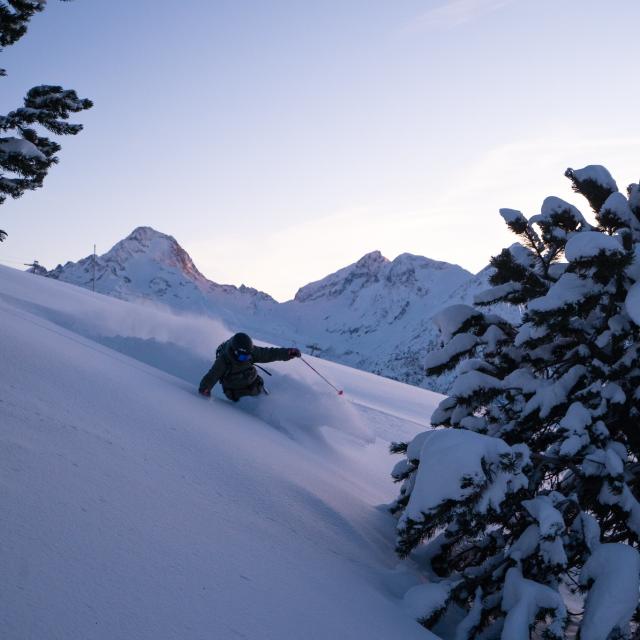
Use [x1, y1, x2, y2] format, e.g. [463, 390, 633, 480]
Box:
[0, 1, 92, 241]
[391, 165, 640, 639]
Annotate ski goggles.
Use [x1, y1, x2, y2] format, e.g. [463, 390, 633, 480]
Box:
[234, 350, 251, 362]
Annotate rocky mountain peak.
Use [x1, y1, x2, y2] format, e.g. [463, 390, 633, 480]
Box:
[353, 250, 389, 271]
[107, 226, 205, 282]
[46, 227, 275, 311]
[293, 250, 471, 304]
[294, 251, 390, 303]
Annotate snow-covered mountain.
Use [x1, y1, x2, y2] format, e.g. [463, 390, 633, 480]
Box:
[44, 227, 501, 391]
[1, 264, 440, 639]
[48, 226, 277, 325]
[278, 251, 475, 389]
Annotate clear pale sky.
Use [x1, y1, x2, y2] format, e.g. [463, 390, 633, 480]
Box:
[1, 0, 639, 301]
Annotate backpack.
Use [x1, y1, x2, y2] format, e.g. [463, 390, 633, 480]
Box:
[216, 340, 258, 389]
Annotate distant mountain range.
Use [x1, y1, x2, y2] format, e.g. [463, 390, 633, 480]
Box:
[42, 226, 509, 392]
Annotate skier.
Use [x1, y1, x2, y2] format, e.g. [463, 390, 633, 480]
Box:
[198, 332, 301, 401]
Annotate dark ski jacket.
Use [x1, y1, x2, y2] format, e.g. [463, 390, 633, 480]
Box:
[199, 340, 294, 393]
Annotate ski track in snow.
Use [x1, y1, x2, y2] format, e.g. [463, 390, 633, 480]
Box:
[0, 266, 441, 640]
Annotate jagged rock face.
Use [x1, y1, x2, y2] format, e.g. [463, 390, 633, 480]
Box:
[42, 227, 513, 392]
[47, 227, 276, 320]
[282, 252, 478, 392]
[295, 251, 390, 302]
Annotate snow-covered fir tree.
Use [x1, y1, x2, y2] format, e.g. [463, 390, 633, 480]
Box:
[0, 0, 92, 241]
[391, 165, 640, 639]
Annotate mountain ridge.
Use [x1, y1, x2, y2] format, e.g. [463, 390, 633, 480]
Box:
[39, 226, 501, 392]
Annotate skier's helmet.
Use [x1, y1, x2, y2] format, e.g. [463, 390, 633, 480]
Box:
[229, 332, 253, 362]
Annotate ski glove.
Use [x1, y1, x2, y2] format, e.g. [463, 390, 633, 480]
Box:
[199, 386, 212, 397]
[288, 348, 301, 359]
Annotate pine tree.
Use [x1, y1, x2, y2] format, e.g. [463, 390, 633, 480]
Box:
[391, 165, 640, 639]
[0, 1, 92, 241]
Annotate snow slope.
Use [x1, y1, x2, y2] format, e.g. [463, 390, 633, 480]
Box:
[0, 265, 442, 640]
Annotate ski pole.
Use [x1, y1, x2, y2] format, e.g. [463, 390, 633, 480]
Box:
[300, 357, 344, 395]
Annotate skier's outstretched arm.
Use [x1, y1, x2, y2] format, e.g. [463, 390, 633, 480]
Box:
[252, 346, 301, 364]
